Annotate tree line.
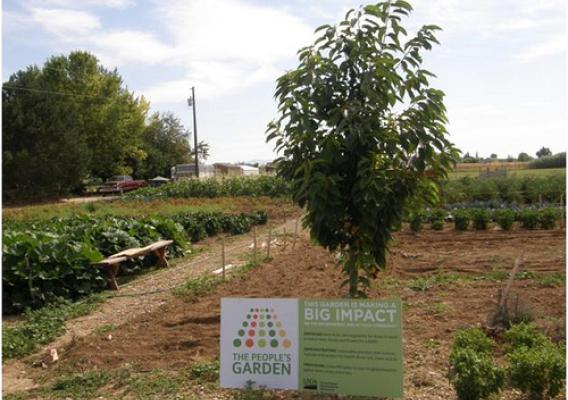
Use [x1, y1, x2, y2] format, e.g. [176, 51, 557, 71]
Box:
[460, 147, 563, 164]
[2, 51, 207, 201]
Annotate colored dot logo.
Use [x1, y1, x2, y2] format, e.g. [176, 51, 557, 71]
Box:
[232, 306, 291, 349]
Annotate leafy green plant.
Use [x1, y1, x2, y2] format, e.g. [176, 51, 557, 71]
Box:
[409, 210, 424, 232]
[452, 328, 494, 354]
[472, 209, 490, 230]
[448, 328, 504, 400]
[494, 209, 515, 230]
[448, 349, 505, 400]
[3, 210, 267, 312]
[431, 209, 446, 231]
[519, 210, 540, 230]
[266, 1, 458, 297]
[504, 323, 549, 352]
[453, 209, 471, 231]
[539, 208, 560, 230]
[508, 343, 565, 400]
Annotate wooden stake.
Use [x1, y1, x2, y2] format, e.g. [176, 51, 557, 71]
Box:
[253, 227, 257, 263]
[283, 227, 287, 250]
[267, 226, 272, 259]
[292, 219, 298, 249]
[221, 237, 226, 280]
[561, 194, 565, 230]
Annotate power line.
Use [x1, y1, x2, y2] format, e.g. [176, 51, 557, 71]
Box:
[2, 84, 110, 99]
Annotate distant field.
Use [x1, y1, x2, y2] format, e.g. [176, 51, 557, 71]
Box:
[448, 167, 565, 180]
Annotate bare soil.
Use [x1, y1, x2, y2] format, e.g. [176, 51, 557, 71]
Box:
[46, 227, 566, 399]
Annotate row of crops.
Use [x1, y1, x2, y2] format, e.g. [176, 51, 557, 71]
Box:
[126, 175, 292, 200]
[407, 207, 562, 231]
[2, 211, 267, 313]
[124, 174, 565, 207]
[441, 174, 565, 205]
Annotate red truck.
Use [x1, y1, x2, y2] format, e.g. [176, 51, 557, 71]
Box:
[97, 175, 147, 195]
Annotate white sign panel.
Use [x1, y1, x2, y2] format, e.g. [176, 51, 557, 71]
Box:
[220, 298, 299, 389]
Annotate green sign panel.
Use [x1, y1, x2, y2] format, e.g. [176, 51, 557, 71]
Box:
[220, 298, 403, 398]
[299, 299, 403, 397]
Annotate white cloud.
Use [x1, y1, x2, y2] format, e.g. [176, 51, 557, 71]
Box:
[26, 0, 133, 9]
[519, 36, 566, 62]
[92, 31, 175, 66]
[142, 0, 313, 103]
[30, 8, 101, 38]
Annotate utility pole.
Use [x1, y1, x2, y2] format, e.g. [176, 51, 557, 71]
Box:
[188, 86, 199, 178]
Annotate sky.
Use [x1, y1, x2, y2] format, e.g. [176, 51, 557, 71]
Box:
[2, 0, 566, 163]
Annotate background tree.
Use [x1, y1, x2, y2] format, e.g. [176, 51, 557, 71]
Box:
[267, 1, 458, 297]
[2, 51, 148, 199]
[3, 51, 209, 200]
[135, 112, 192, 178]
[490, 153, 498, 159]
[517, 152, 533, 162]
[536, 147, 552, 158]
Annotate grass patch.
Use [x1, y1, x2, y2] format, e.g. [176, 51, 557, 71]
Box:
[423, 302, 452, 315]
[189, 360, 220, 382]
[93, 324, 115, 336]
[50, 371, 111, 399]
[2, 295, 105, 359]
[126, 370, 187, 398]
[173, 274, 224, 302]
[407, 272, 464, 291]
[173, 259, 261, 302]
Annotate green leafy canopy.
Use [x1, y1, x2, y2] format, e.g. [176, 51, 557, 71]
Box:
[266, 1, 459, 296]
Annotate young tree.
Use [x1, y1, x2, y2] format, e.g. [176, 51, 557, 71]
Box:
[517, 152, 533, 162]
[536, 147, 552, 158]
[267, 1, 458, 297]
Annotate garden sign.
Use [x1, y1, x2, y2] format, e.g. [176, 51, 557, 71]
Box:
[220, 298, 403, 397]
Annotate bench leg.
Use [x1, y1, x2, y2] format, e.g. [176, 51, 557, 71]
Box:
[106, 264, 120, 290]
[154, 247, 169, 268]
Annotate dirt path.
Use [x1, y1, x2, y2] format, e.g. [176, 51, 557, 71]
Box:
[2, 217, 302, 396]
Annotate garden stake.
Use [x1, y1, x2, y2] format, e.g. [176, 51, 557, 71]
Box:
[292, 219, 298, 249]
[253, 227, 257, 263]
[221, 237, 226, 280]
[267, 226, 272, 259]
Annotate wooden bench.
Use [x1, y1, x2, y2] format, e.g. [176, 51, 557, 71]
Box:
[94, 240, 174, 290]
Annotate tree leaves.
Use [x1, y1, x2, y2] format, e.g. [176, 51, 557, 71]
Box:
[266, 1, 459, 297]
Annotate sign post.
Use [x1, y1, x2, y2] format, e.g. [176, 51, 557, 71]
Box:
[220, 297, 403, 398]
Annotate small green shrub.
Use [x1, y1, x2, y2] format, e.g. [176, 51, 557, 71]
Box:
[452, 328, 494, 354]
[539, 208, 560, 230]
[494, 209, 515, 230]
[431, 219, 444, 230]
[504, 323, 549, 352]
[508, 343, 565, 400]
[453, 209, 471, 231]
[448, 349, 505, 400]
[430, 209, 445, 231]
[472, 209, 490, 230]
[410, 211, 424, 232]
[519, 210, 540, 229]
